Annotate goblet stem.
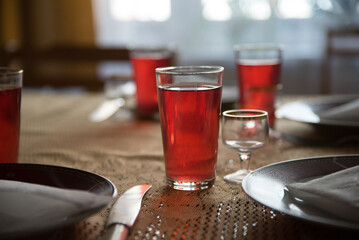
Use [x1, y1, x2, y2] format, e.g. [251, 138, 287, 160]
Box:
[223, 151, 253, 184]
[239, 152, 251, 171]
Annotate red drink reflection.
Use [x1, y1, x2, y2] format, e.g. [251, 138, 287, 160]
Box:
[158, 83, 222, 181]
[131, 56, 171, 116]
[237, 60, 281, 126]
[0, 87, 21, 163]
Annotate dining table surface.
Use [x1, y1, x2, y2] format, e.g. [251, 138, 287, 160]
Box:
[16, 90, 359, 240]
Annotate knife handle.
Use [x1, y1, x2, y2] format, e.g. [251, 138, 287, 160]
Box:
[103, 224, 129, 240]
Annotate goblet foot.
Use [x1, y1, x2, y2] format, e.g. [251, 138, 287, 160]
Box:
[223, 169, 251, 184]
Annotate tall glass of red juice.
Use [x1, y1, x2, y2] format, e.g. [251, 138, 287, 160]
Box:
[234, 44, 282, 127]
[156, 66, 223, 190]
[0, 68, 22, 163]
[130, 48, 173, 118]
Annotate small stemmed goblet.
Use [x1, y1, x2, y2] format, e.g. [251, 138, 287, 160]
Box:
[222, 110, 269, 184]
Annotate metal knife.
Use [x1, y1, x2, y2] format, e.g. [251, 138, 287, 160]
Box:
[103, 184, 152, 240]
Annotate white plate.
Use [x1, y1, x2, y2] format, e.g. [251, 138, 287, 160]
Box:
[242, 155, 359, 230]
[277, 95, 359, 128]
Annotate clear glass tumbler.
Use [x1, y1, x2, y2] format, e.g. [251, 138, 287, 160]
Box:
[0, 67, 23, 163]
[156, 66, 223, 190]
[234, 44, 282, 127]
[130, 47, 173, 118]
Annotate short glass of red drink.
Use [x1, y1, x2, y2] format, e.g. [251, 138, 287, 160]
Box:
[130, 47, 173, 118]
[0, 67, 22, 163]
[234, 44, 282, 127]
[156, 66, 223, 190]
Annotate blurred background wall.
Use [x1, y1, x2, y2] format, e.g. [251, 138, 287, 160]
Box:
[0, 0, 101, 90]
[1, 0, 359, 94]
[1, 0, 95, 46]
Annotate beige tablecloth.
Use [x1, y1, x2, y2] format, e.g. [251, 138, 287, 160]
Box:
[18, 92, 359, 240]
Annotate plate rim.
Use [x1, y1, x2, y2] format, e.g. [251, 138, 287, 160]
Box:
[242, 154, 359, 230]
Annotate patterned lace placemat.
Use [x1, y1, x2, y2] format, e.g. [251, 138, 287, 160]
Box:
[18, 93, 359, 240]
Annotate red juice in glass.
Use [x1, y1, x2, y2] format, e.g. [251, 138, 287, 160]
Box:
[0, 87, 21, 163]
[237, 59, 281, 126]
[131, 55, 171, 117]
[158, 83, 222, 182]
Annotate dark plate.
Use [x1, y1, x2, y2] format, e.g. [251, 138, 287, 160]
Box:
[0, 163, 117, 238]
[277, 95, 359, 128]
[242, 155, 359, 230]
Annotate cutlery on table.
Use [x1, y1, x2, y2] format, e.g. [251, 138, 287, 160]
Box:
[89, 80, 135, 122]
[89, 98, 125, 122]
[103, 184, 151, 240]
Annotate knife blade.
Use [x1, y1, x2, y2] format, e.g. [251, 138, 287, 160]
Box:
[103, 184, 152, 240]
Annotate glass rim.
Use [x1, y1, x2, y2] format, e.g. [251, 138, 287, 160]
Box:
[234, 43, 282, 52]
[0, 67, 23, 76]
[129, 46, 174, 59]
[223, 109, 268, 118]
[156, 66, 224, 75]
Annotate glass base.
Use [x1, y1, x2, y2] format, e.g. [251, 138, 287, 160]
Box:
[167, 177, 215, 191]
[223, 169, 251, 184]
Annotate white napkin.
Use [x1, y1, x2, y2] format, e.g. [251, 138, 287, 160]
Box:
[0, 180, 113, 234]
[318, 98, 359, 122]
[286, 165, 359, 222]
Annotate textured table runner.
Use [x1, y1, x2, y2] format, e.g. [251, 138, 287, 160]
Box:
[18, 92, 359, 240]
